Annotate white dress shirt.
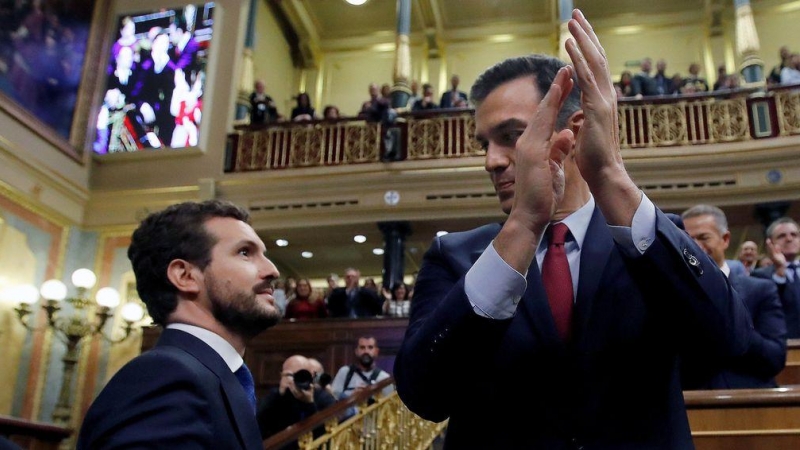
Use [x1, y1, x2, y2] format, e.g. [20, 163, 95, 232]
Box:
[167, 323, 244, 373]
[465, 192, 657, 319]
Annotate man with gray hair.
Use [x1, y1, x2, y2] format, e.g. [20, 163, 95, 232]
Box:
[682, 204, 786, 389]
[326, 267, 382, 317]
[753, 216, 800, 337]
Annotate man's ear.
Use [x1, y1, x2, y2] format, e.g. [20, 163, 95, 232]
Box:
[568, 110, 584, 137]
[166, 259, 202, 295]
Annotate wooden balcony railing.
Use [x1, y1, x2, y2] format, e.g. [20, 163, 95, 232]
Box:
[226, 84, 800, 174]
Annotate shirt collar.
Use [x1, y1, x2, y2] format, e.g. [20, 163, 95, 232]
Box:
[166, 323, 243, 372]
[720, 261, 731, 277]
[536, 196, 594, 252]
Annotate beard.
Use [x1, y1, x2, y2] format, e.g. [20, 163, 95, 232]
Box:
[359, 353, 374, 368]
[206, 274, 281, 339]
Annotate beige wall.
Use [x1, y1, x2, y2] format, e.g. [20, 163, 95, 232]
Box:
[754, 2, 800, 69]
[252, 0, 300, 118]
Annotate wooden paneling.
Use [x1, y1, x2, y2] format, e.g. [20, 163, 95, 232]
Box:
[776, 339, 800, 386]
[686, 386, 800, 450]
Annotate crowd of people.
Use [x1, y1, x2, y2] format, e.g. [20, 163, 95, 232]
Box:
[271, 268, 413, 320]
[248, 74, 471, 127]
[70, 9, 799, 450]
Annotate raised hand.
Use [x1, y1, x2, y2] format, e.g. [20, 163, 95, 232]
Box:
[564, 9, 641, 226]
[508, 66, 574, 232]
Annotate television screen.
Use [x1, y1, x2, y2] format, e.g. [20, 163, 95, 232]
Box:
[94, 2, 214, 154]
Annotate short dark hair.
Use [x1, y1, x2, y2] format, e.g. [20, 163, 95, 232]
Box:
[128, 200, 250, 326]
[470, 54, 581, 129]
[766, 217, 800, 239]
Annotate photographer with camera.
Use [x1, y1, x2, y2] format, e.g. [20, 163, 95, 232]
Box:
[256, 355, 336, 443]
[330, 336, 394, 420]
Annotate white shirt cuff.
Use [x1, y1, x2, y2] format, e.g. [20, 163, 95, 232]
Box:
[465, 241, 527, 319]
[608, 192, 656, 256]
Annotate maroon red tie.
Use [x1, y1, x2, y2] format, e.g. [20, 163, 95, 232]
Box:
[542, 223, 573, 340]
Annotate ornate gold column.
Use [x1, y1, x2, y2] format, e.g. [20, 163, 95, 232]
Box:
[391, 0, 413, 108]
[235, 0, 259, 122]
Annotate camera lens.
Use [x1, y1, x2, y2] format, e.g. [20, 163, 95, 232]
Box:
[293, 369, 313, 390]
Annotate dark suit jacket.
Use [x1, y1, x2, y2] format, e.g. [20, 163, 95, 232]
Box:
[327, 287, 382, 318]
[395, 207, 751, 450]
[257, 387, 336, 442]
[76, 329, 263, 450]
[753, 265, 800, 338]
[631, 72, 658, 96]
[439, 90, 468, 108]
[684, 274, 786, 389]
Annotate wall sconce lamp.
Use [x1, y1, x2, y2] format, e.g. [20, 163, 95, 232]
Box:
[10, 268, 145, 426]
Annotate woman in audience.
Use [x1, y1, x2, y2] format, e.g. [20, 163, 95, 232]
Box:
[291, 92, 316, 121]
[381, 282, 410, 317]
[617, 71, 633, 98]
[285, 278, 327, 320]
[323, 105, 340, 119]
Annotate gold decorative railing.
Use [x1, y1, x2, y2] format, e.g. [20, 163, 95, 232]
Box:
[263, 377, 447, 450]
[227, 85, 800, 173]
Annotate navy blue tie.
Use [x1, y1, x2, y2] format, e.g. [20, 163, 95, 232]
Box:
[234, 363, 257, 415]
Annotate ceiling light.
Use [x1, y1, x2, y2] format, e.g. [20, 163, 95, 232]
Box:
[436, 231, 449, 237]
[372, 248, 384, 255]
[345, 0, 368, 5]
[354, 235, 367, 243]
[301, 251, 313, 258]
[275, 239, 289, 247]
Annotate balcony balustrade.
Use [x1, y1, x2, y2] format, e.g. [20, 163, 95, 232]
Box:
[227, 84, 800, 174]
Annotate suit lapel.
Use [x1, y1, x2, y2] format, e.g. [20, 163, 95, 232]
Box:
[574, 207, 614, 339]
[159, 329, 262, 450]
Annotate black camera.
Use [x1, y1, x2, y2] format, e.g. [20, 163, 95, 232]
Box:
[293, 369, 313, 391]
[318, 372, 332, 389]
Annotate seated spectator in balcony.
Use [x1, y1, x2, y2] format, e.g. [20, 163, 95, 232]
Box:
[631, 57, 658, 97]
[324, 273, 339, 302]
[406, 80, 420, 108]
[769, 46, 791, 85]
[291, 92, 316, 122]
[327, 267, 382, 318]
[249, 79, 278, 125]
[670, 73, 684, 95]
[781, 53, 800, 85]
[322, 105, 340, 120]
[257, 354, 336, 442]
[381, 282, 410, 317]
[681, 205, 786, 390]
[681, 63, 709, 93]
[440, 74, 469, 108]
[713, 65, 728, 91]
[719, 74, 741, 91]
[653, 59, 674, 95]
[284, 278, 327, 320]
[616, 70, 633, 98]
[412, 83, 439, 111]
[381, 83, 392, 100]
[363, 277, 378, 294]
[359, 82, 390, 122]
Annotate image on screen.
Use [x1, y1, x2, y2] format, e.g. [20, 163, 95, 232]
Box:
[94, 2, 214, 154]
